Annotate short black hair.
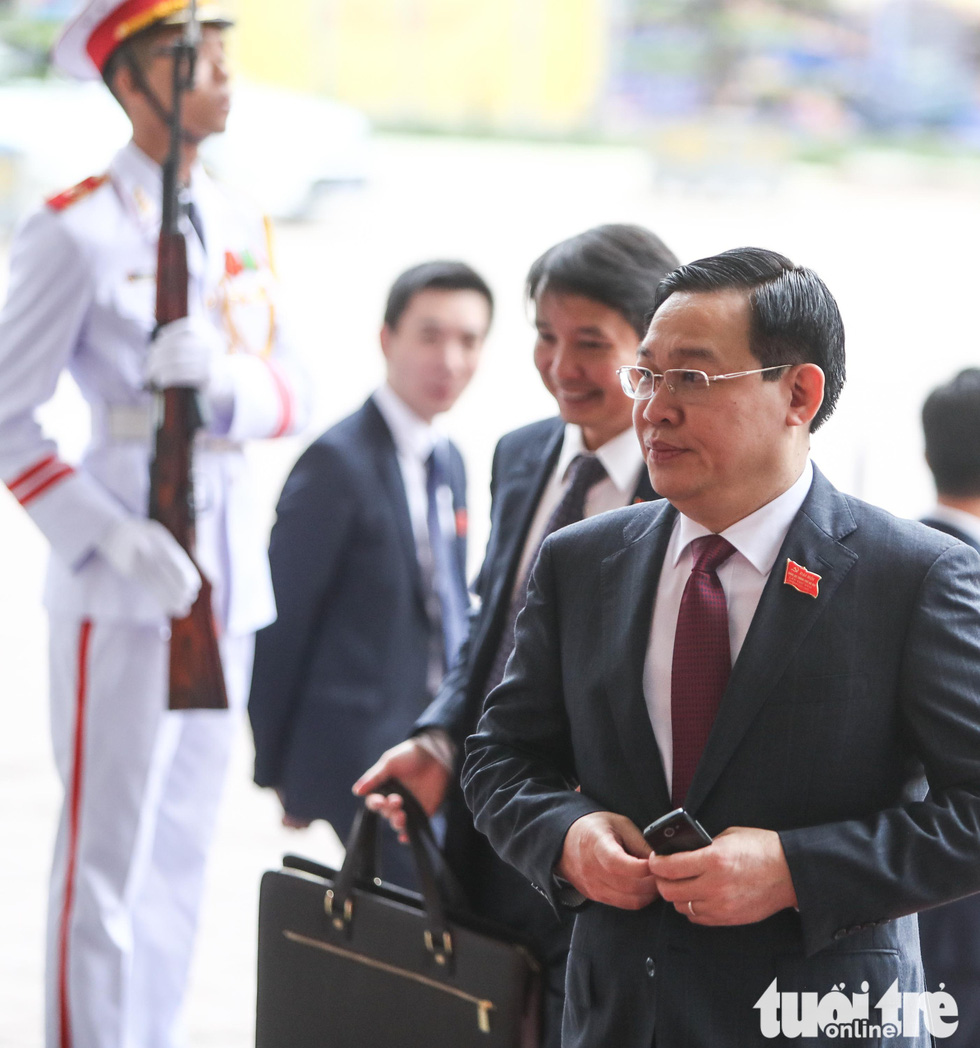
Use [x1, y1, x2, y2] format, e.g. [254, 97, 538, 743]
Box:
[923, 368, 980, 497]
[652, 246, 845, 431]
[525, 224, 680, 338]
[383, 261, 494, 330]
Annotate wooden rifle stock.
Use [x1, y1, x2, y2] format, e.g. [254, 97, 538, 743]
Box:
[149, 230, 228, 711]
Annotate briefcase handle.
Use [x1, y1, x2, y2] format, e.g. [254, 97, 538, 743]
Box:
[328, 778, 465, 967]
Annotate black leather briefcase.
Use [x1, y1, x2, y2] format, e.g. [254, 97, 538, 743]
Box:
[256, 781, 542, 1048]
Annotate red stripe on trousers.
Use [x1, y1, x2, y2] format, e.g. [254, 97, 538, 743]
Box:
[263, 358, 293, 437]
[58, 620, 92, 1048]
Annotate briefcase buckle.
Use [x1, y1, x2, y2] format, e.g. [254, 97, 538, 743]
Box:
[424, 929, 453, 966]
[324, 889, 354, 930]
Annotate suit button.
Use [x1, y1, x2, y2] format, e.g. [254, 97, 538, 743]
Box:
[645, 957, 656, 978]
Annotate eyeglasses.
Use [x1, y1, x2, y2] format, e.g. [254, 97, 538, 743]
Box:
[616, 364, 792, 401]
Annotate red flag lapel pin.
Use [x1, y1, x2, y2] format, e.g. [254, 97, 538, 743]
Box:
[225, 251, 244, 277]
[455, 507, 468, 538]
[784, 559, 821, 598]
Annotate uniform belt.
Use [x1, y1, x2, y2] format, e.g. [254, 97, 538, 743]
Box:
[196, 435, 242, 454]
[98, 404, 242, 453]
[102, 404, 156, 442]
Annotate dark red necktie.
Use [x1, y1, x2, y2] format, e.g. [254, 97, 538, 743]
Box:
[670, 534, 736, 805]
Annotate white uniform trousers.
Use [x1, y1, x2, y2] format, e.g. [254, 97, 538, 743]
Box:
[44, 617, 253, 1048]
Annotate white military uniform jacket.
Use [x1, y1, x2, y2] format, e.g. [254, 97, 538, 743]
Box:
[0, 141, 308, 634]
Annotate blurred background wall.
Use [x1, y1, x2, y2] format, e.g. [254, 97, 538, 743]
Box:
[235, 0, 606, 132]
[235, 0, 980, 147]
[6, 0, 980, 146]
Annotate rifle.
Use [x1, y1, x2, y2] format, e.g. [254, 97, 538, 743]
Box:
[148, 0, 228, 711]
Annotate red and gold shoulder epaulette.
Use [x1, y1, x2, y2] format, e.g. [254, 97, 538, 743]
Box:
[46, 173, 110, 213]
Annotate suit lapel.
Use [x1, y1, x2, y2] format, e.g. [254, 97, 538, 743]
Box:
[601, 503, 677, 815]
[447, 445, 468, 588]
[479, 423, 564, 636]
[490, 425, 649, 619]
[363, 399, 426, 605]
[684, 469, 859, 813]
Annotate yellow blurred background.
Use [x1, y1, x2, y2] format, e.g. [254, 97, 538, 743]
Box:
[234, 0, 605, 131]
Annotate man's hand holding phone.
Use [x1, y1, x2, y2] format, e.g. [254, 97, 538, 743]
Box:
[647, 819, 798, 926]
[643, 808, 713, 855]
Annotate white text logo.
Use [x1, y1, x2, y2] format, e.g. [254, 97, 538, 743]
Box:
[754, 978, 958, 1039]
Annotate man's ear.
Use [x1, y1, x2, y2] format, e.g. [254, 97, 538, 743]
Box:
[108, 62, 137, 116]
[786, 363, 825, 429]
[379, 324, 392, 359]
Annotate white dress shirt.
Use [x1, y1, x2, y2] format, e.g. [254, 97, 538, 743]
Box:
[373, 382, 460, 573]
[644, 460, 814, 790]
[374, 383, 463, 696]
[513, 423, 645, 598]
[373, 383, 443, 563]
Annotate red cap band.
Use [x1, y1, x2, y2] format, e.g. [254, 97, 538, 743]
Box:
[86, 0, 190, 74]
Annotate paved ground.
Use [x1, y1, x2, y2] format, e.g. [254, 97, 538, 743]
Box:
[2, 132, 980, 1046]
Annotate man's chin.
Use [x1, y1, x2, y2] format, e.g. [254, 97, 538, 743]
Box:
[182, 123, 225, 145]
[645, 461, 693, 501]
[200, 110, 231, 137]
[557, 401, 602, 429]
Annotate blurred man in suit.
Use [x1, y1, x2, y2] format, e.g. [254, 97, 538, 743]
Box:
[249, 261, 492, 887]
[919, 368, 980, 549]
[356, 225, 679, 1045]
[463, 248, 980, 1047]
[917, 367, 980, 1046]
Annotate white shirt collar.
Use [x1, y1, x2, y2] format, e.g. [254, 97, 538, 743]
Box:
[554, 423, 643, 495]
[111, 140, 208, 230]
[113, 141, 161, 188]
[373, 383, 441, 463]
[672, 459, 814, 574]
[927, 504, 980, 546]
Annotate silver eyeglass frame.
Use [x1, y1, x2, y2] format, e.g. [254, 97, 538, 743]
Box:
[616, 364, 792, 400]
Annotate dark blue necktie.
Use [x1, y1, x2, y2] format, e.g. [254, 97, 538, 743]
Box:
[426, 445, 468, 670]
[184, 197, 206, 254]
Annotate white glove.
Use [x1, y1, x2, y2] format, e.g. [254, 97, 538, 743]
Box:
[144, 315, 231, 396]
[98, 517, 202, 618]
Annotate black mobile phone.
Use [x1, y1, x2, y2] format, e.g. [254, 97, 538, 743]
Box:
[642, 808, 713, 855]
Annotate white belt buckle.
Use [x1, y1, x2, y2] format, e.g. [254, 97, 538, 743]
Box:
[106, 404, 155, 443]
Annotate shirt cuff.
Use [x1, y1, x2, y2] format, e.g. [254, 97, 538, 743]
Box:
[552, 874, 588, 909]
[415, 728, 457, 772]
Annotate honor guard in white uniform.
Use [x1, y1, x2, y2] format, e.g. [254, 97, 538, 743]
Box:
[0, 3, 310, 1046]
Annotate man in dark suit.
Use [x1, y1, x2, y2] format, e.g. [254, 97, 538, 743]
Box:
[916, 367, 980, 1046]
[462, 248, 980, 1047]
[248, 260, 492, 887]
[355, 225, 678, 1045]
